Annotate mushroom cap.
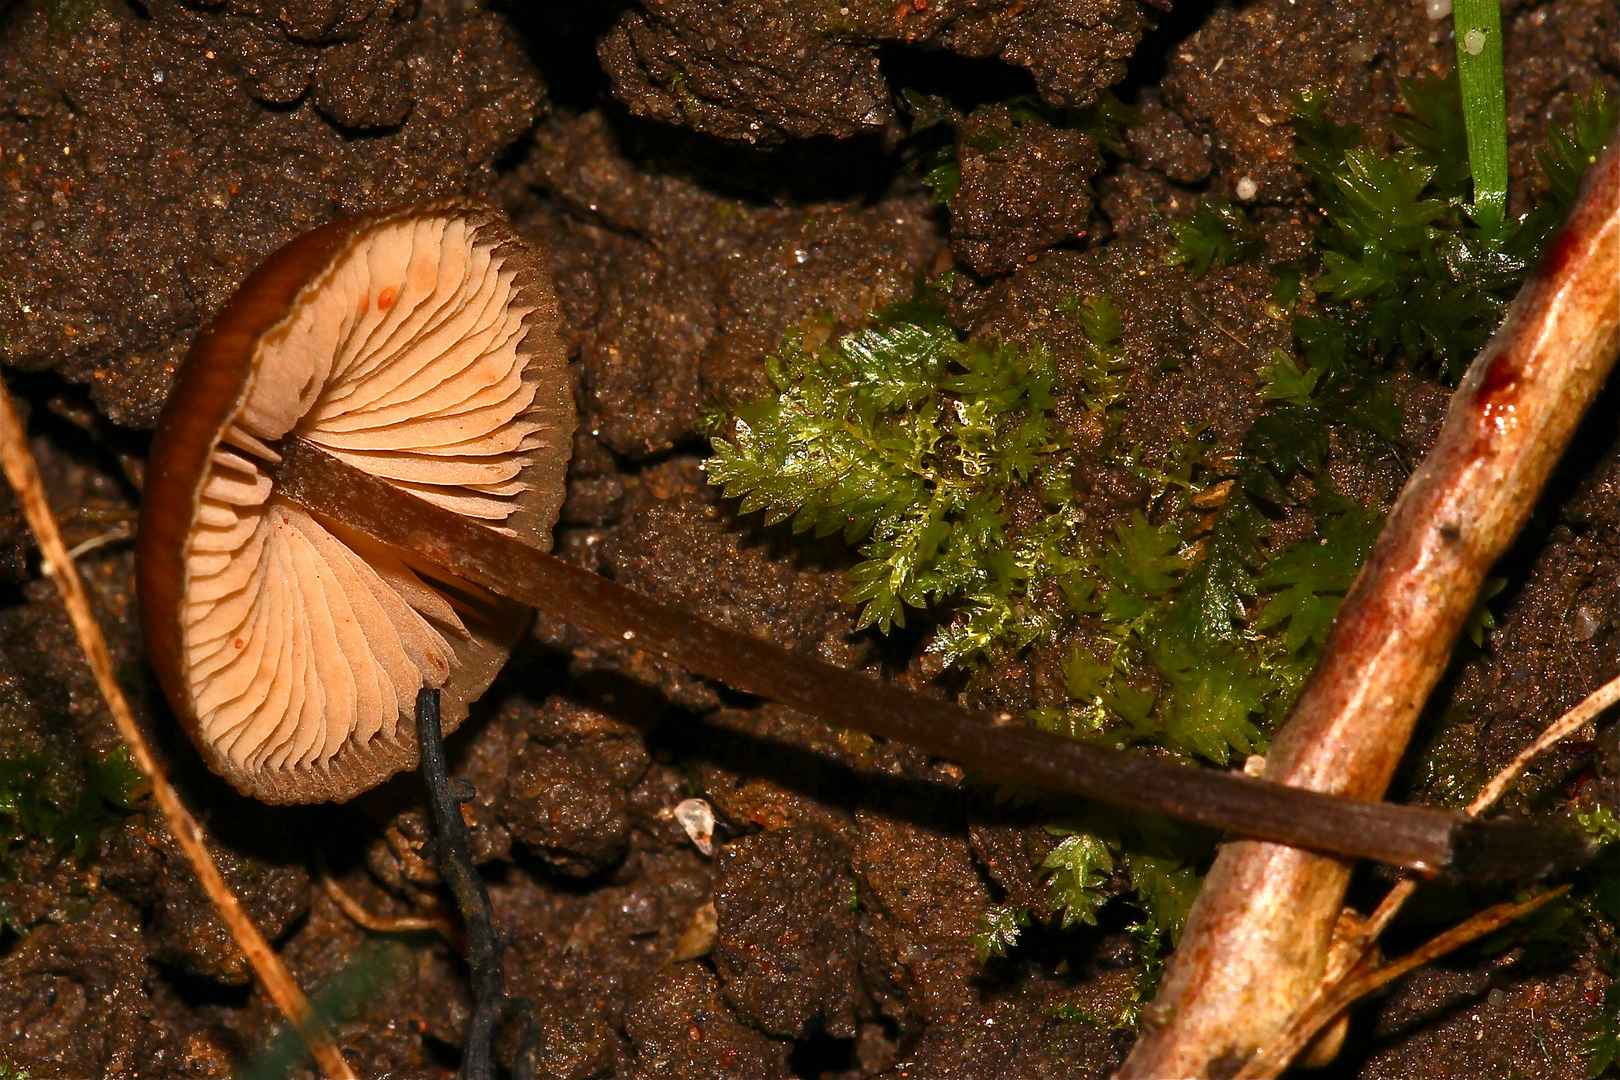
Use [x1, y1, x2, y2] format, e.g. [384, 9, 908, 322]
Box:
[138, 201, 574, 804]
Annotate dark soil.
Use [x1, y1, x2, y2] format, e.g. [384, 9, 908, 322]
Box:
[0, 0, 1615, 1077]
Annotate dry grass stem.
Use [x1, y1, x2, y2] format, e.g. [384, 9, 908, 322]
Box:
[64, 520, 135, 561]
[0, 379, 356, 1080]
[1121, 139, 1620, 1076]
[1235, 887, 1569, 1079]
[1359, 671, 1615, 944]
[1469, 671, 1620, 814]
[322, 874, 462, 945]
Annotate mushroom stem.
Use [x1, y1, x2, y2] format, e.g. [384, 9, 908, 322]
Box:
[270, 437, 1588, 880]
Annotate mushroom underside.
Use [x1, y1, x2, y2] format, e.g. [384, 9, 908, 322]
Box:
[170, 207, 571, 803]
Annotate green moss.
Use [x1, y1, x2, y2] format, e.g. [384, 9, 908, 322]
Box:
[1254, 499, 1384, 655]
[0, 745, 142, 864]
[706, 299, 1073, 637]
[975, 902, 1031, 964]
[239, 941, 412, 1080]
[1580, 833, 1620, 1076]
[1166, 197, 1262, 276]
[1289, 74, 1615, 382]
[1582, 979, 1620, 1079]
[707, 287, 1388, 949]
[45, 0, 110, 35]
[1041, 828, 1115, 929]
[1405, 709, 1494, 811]
[1539, 83, 1617, 214]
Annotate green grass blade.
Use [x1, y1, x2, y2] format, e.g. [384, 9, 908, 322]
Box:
[1452, 0, 1508, 229]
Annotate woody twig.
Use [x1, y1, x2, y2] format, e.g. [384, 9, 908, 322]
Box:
[1119, 135, 1620, 1077]
[1240, 670, 1620, 1076]
[1235, 886, 1569, 1079]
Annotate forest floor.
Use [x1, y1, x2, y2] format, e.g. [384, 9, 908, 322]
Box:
[0, 0, 1616, 1076]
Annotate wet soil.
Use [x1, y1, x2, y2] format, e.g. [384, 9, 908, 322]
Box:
[0, 0, 1615, 1077]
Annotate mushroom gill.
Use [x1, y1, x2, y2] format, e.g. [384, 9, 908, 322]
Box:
[139, 201, 572, 804]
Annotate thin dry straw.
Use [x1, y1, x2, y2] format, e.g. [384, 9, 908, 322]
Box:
[1467, 673, 1620, 815]
[0, 378, 356, 1080]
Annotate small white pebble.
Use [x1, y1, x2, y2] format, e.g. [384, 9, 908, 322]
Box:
[1243, 754, 1267, 777]
[152, 70, 164, 83]
[1462, 27, 1487, 55]
[674, 798, 716, 856]
[1573, 604, 1605, 641]
[1425, 0, 1452, 18]
[1235, 176, 1259, 201]
[622, 629, 635, 641]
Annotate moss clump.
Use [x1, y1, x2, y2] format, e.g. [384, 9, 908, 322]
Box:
[1166, 196, 1262, 277]
[706, 283, 1393, 954]
[0, 745, 143, 863]
[1290, 74, 1615, 382]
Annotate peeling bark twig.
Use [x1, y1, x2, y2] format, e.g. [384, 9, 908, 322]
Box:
[0, 379, 356, 1080]
[1235, 887, 1569, 1080]
[1119, 136, 1620, 1077]
[1241, 670, 1620, 1074]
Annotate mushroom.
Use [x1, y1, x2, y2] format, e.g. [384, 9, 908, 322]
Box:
[138, 200, 572, 803]
[140, 203, 1586, 881]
